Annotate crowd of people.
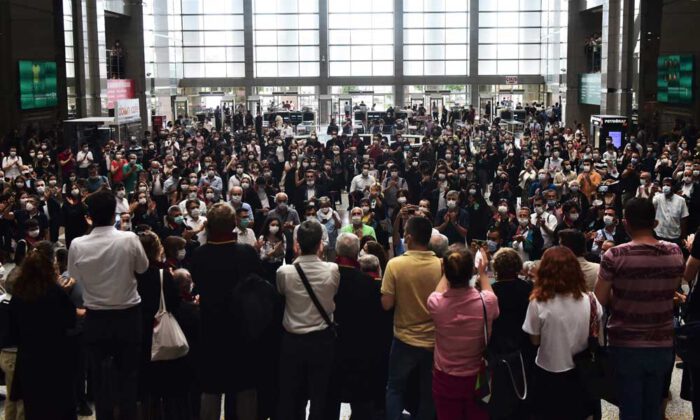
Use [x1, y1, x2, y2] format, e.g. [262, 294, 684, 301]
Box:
[0, 108, 698, 420]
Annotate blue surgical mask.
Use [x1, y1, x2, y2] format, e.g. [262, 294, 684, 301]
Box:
[487, 240, 499, 253]
[173, 215, 184, 224]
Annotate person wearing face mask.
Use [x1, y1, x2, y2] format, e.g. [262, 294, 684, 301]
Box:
[349, 163, 377, 210]
[544, 149, 563, 175]
[266, 192, 301, 263]
[178, 184, 207, 217]
[163, 236, 187, 270]
[553, 161, 578, 193]
[160, 205, 192, 241]
[85, 164, 110, 193]
[316, 197, 342, 260]
[110, 151, 127, 185]
[591, 207, 629, 255]
[554, 201, 583, 241]
[114, 183, 130, 216]
[117, 212, 132, 232]
[531, 195, 558, 250]
[183, 200, 207, 245]
[652, 178, 689, 245]
[75, 144, 94, 179]
[295, 170, 327, 213]
[198, 166, 223, 201]
[381, 165, 408, 217]
[60, 184, 89, 248]
[228, 185, 254, 225]
[130, 193, 160, 232]
[529, 170, 556, 198]
[341, 207, 377, 241]
[576, 158, 602, 200]
[121, 153, 143, 194]
[512, 207, 543, 262]
[435, 191, 469, 245]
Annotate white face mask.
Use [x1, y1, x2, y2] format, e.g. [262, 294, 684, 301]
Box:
[190, 209, 200, 218]
[138, 198, 147, 205]
[497, 206, 508, 214]
[447, 200, 457, 209]
[176, 249, 187, 261]
[569, 213, 579, 221]
[28, 229, 40, 238]
[518, 217, 529, 226]
[351, 216, 362, 225]
[397, 197, 407, 204]
[603, 215, 614, 226]
[25, 203, 34, 212]
[269, 225, 280, 234]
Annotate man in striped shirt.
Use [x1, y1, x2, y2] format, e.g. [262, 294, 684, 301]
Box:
[595, 198, 684, 420]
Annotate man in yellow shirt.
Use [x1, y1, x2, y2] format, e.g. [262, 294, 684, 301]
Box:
[576, 158, 602, 200]
[381, 216, 442, 420]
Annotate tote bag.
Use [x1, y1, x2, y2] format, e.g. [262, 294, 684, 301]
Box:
[151, 269, 189, 361]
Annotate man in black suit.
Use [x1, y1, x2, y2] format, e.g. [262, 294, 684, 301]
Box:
[190, 203, 263, 420]
[295, 169, 327, 211]
[325, 232, 392, 419]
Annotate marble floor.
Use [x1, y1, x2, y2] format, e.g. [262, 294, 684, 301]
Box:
[0, 362, 693, 419]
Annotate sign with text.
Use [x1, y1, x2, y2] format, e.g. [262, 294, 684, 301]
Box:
[505, 76, 518, 85]
[115, 99, 140, 124]
[107, 79, 135, 109]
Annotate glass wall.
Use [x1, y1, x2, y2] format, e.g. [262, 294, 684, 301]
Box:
[327, 0, 394, 76]
[181, 0, 245, 77]
[477, 0, 543, 75]
[255, 86, 318, 111]
[63, 0, 77, 114]
[403, 0, 469, 76]
[253, 0, 320, 77]
[404, 85, 470, 108]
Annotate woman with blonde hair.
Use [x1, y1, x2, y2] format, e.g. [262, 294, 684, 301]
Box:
[522, 246, 602, 419]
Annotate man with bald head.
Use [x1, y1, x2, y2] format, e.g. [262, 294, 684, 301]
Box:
[229, 185, 254, 224]
[266, 192, 301, 263]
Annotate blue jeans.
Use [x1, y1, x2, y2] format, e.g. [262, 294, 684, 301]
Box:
[610, 347, 674, 420]
[385, 338, 435, 420]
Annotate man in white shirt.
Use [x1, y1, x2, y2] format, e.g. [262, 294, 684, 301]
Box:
[233, 207, 256, 247]
[184, 199, 207, 245]
[349, 162, 376, 209]
[653, 178, 689, 242]
[530, 195, 558, 249]
[68, 190, 149, 420]
[76, 143, 94, 178]
[2, 147, 22, 180]
[276, 221, 339, 419]
[178, 184, 207, 215]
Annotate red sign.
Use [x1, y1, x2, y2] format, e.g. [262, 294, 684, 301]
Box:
[107, 79, 135, 109]
[505, 76, 518, 85]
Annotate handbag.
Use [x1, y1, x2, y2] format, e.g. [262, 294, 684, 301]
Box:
[151, 269, 189, 361]
[474, 293, 492, 406]
[573, 292, 617, 405]
[676, 277, 700, 366]
[293, 263, 339, 338]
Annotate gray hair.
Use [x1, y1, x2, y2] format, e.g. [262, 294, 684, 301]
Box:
[335, 232, 360, 258]
[428, 233, 449, 258]
[358, 254, 380, 273]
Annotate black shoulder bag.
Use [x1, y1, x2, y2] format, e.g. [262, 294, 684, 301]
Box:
[573, 292, 617, 405]
[293, 263, 338, 338]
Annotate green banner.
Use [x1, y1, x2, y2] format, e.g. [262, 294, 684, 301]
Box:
[657, 54, 694, 104]
[18, 60, 58, 110]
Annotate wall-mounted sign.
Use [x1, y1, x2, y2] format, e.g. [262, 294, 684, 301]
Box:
[115, 99, 140, 124]
[505, 76, 518, 85]
[107, 79, 135, 109]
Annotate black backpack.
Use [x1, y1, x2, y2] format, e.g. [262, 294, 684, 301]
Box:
[231, 273, 279, 344]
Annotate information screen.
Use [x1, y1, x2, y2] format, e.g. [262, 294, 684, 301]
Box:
[658, 54, 694, 104]
[579, 73, 601, 106]
[609, 131, 622, 149]
[18, 60, 58, 110]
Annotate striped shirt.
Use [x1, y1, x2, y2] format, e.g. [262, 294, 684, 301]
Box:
[598, 241, 684, 347]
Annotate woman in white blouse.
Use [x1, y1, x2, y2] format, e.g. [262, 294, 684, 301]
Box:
[522, 246, 602, 420]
